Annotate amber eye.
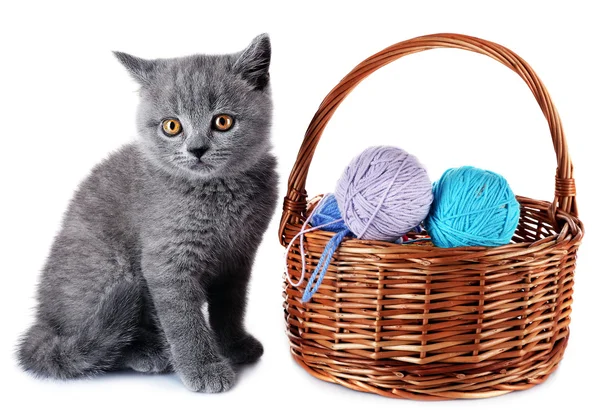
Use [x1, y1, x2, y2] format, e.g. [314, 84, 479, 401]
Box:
[161, 119, 182, 136]
[212, 114, 234, 131]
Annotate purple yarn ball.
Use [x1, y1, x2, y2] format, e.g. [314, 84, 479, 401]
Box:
[335, 146, 433, 241]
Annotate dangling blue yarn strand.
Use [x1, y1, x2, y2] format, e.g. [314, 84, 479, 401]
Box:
[302, 228, 351, 303]
[284, 194, 347, 288]
[283, 193, 353, 302]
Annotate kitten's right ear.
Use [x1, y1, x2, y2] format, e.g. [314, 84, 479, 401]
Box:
[113, 51, 157, 86]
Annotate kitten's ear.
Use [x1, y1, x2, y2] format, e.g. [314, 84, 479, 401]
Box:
[233, 34, 271, 90]
[113, 51, 157, 86]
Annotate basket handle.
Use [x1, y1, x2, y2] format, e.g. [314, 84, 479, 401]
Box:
[279, 33, 578, 245]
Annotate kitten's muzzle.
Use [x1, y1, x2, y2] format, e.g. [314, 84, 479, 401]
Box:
[188, 146, 209, 160]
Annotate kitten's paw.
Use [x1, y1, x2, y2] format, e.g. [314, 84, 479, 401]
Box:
[180, 361, 235, 393]
[224, 334, 264, 365]
[126, 350, 171, 374]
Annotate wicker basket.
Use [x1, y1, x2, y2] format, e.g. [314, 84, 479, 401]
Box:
[279, 33, 584, 400]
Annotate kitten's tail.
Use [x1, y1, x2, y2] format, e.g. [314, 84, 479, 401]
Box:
[17, 280, 140, 379]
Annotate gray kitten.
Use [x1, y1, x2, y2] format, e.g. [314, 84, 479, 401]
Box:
[17, 34, 278, 393]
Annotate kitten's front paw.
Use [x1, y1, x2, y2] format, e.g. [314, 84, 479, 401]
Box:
[224, 334, 264, 365]
[180, 361, 235, 393]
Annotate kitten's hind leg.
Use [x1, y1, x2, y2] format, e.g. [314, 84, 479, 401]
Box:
[122, 328, 172, 374]
[18, 280, 141, 379]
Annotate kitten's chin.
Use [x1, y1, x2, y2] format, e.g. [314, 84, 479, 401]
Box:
[174, 162, 219, 180]
[182, 155, 262, 179]
[186, 161, 216, 174]
[179, 157, 239, 180]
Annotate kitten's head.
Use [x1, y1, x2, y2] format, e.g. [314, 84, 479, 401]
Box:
[114, 34, 272, 179]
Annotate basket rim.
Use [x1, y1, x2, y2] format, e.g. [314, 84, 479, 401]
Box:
[282, 195, 583, 257]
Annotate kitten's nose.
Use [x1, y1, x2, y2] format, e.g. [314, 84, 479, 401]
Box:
[188, 146, 209, 159]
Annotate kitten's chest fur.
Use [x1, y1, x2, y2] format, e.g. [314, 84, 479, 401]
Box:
[159, 178, 252, 230]
[138, 156, 274, 269]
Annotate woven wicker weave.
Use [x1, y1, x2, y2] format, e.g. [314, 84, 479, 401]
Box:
[279, 33, 584, 400]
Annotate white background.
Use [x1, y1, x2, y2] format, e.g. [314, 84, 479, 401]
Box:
[1, 1, 598, 409]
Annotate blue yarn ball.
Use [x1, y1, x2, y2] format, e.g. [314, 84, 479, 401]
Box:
[424, 166, 520, 248]
[310, 195, 349, 233]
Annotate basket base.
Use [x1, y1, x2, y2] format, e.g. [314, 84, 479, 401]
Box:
[289, 332, 568, 400]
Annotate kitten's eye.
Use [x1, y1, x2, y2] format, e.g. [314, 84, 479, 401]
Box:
[161, 119, 182, 136]
[212, 114, 234, 132]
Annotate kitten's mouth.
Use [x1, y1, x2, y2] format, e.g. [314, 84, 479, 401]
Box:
[174, 154, 221, 175]
[189, 160, 211, 169]
[186, 159, 216, 172]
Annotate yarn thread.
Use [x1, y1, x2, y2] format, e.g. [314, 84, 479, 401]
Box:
[285, 195, 428, 303]
[284, 194, 347, 288]
[287, 195, 352, 302]
[301, 227, 351, 303]
[335, 146, 433, 241]
[425, 166, 520, 247]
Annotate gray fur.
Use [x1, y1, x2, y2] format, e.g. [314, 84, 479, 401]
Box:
[17, 34, 277, 393]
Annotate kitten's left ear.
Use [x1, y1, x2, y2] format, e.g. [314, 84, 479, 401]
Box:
[233, 34, 271, 90]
